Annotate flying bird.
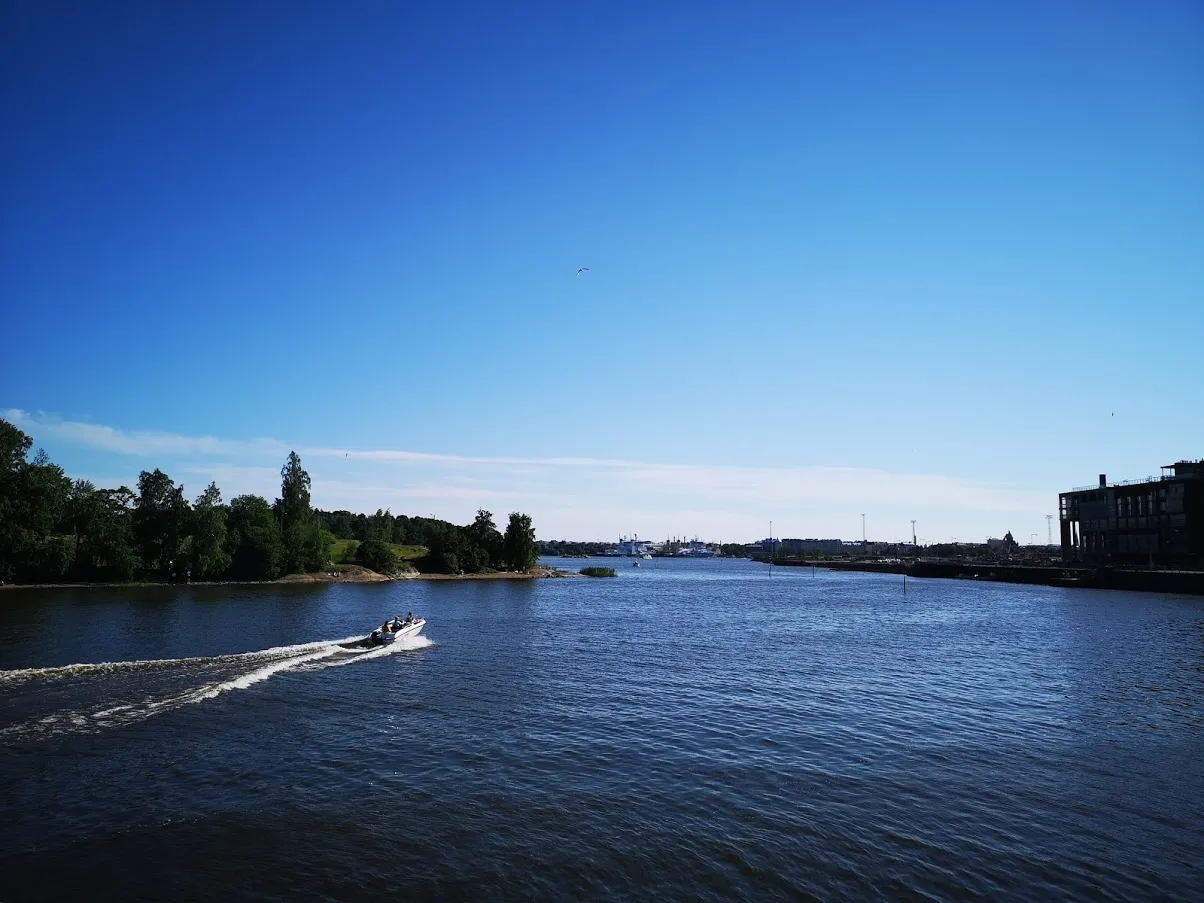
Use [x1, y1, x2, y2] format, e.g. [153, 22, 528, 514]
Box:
[575, 267, 589, 277]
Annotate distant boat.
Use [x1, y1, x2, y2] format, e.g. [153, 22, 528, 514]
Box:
[640, 553, 652, 560]
[676, 539, 716, 558]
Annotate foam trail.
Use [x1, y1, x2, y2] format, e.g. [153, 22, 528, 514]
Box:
[0, 632, 429, 741]
[308, 633, 434, 670]
[0, 636, 362, 687]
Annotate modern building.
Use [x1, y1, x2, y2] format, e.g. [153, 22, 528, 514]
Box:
[1059, 460, 1204, 568]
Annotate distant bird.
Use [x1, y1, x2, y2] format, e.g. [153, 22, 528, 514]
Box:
[575, 267, 589, 277]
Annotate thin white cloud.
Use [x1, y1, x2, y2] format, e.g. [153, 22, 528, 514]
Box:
[302, 446, 638, 468]
[3, 409, 286, 459]
[4, 408, 1055, 539]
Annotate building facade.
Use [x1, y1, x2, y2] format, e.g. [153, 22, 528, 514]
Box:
[1059, 460, 1204, 568]
[779, 538, 846, 556]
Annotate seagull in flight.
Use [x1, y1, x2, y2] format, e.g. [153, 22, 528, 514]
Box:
[575, 267, 589, 277]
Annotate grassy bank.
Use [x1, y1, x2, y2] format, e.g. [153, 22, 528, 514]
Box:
[330, 539, 426, 571]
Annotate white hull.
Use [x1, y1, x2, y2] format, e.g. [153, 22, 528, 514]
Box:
[392, 619, 425, 641]
[371, 617, 425, 646]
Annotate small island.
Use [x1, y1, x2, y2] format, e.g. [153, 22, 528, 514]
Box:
[579, 566, 617, 578]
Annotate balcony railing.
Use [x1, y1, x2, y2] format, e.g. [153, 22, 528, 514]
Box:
[1069, 475, 1166, 492]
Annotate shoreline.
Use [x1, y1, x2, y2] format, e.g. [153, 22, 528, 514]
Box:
[0, 566, 577, 591]
[769, 558, 1204, 596]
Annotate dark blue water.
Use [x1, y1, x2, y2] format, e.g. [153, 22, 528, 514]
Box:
[2, 558, 1201, 901]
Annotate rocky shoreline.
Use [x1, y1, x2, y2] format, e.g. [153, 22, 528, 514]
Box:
[0, 565, 577, 591]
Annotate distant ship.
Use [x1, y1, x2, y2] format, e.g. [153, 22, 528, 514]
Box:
[676, 539, 716, 558]
[610, 535, 653, 557]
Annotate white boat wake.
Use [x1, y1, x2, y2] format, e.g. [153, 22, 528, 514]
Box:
[0, 632, 433, 741]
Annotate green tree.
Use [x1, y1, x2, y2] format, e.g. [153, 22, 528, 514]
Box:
[86, 487, 141, 581]
[466, 508, 503, 572]
[0, 419, 72, 583]
[0, 419, 30, 573]
[275, 452, 329, 573]
[277, 452, 311, 532]
[133, 469, 189, 577]
[503, 512, 537, 571]
[188, 482, 230, 579]
[369, 508, 394, 543]
[64, 479, 103, 578]
[355, 538, 397, 574]
[392, 513, 411, 545]
[419, 522, 463, 574]
[226, 494, 284, 580]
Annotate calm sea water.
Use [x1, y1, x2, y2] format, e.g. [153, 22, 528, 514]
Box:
[1, 558, 1201, 901]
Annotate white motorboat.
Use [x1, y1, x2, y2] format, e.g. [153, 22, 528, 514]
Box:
[369, 614, 425, 646]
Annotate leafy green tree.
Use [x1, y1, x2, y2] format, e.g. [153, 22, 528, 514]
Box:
[467, 508, 503, 570]
[64, 479, 103, 578]
[355, 538, 397, 574]
[188, 482, 230, 579]
[503, 512, 537, 571]
[133, 469, 189, 577]
[0, 419, 72, 583]
[226, 494, 284, 580]
[80, 487, 141, 581]
[368, 509, 393, 543]
[392, 513, 411, 545]
[274, 452, 329, 573]
[0, 417, 30, 473]
[277, 452, 311, 529]
[459, 545, 488, 573]
[418, 522, 463, 574]
[64, 479, 97, 543]
[317, 509, 355, 539]
[63, 484, 140, 582]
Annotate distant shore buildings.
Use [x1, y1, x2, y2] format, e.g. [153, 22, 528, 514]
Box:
[614, 535, 653, 557]
[745, 538, 857, 557]
[1059, 460, 1203, 569]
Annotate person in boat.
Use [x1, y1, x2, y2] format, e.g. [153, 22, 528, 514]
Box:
[406, 611, 414, 624]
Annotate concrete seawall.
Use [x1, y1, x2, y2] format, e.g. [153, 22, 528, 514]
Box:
[764, 558, 1204, 596]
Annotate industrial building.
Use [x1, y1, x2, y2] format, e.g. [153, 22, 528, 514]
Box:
[1059, 460, 1204, 568]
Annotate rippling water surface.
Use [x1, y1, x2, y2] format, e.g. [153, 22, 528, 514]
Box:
[2, 558, 1201, 901]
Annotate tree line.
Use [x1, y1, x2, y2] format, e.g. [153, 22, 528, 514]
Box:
[322, 507, 537, 576]
[0, 416, 538, 584]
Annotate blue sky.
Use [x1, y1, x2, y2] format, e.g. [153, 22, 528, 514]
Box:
[2, 1, 1201, 543]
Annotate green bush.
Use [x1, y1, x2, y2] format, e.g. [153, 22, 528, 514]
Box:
[580, 566, 617, 577]
[355, 538, 397, 574]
